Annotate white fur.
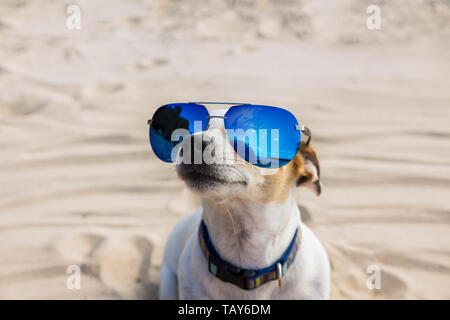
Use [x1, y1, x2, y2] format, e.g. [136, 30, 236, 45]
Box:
[159, 109, 330, 299]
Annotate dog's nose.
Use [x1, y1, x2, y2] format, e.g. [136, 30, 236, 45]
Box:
[179, 134, 215, 164]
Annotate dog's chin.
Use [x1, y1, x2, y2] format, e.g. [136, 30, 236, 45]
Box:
[176, 164, 247, 196]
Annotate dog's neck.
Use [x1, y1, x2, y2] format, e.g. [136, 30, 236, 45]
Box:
[201, 188, 300, 270]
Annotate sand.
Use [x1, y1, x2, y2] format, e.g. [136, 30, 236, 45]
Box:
[0, 0, 449, 299]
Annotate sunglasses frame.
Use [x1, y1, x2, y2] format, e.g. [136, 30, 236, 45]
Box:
[147, 102, 312, 146]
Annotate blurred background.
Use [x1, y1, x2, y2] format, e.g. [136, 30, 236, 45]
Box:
[0, 0, 449, 299]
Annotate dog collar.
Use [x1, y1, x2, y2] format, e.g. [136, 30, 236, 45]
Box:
[198, 220, 301, 290]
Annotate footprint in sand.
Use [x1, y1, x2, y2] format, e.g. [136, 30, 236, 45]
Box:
[326, 243, 408, 299]
[376, 269, 408, 299]
[59, 233, 157, 298]
[58, 233, 105, 263]
[10, 98, 48, 116]
[91, 235, 156, 298]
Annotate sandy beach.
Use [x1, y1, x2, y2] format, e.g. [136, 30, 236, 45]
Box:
[0, 0, 449, 299]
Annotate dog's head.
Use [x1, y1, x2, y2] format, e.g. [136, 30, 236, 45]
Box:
[176, 109, 321, 203]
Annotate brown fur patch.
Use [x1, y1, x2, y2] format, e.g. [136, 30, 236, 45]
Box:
[295, 142, 320, 186]
[249, 142, 320, 203]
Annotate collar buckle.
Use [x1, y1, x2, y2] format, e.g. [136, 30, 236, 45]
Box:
[276, 262, 283, 288]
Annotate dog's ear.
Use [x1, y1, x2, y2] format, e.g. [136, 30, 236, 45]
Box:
[293, 142, 321, 196]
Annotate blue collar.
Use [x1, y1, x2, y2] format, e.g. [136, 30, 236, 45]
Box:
[198, 220, 302, 290]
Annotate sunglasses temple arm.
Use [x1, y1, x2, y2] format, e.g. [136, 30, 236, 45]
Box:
[296, 125, 312, 145]
[303, 126, 312, 145]
[147, 119, 152, 125]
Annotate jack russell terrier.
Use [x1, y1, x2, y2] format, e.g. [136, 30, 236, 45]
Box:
[149, 102, 330, 299]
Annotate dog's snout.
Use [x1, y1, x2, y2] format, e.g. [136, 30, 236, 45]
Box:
[180, 134, 215, 164]
[197, 136, 215, 153]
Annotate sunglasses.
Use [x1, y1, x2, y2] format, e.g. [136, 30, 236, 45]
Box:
[147, 102, 311, 168]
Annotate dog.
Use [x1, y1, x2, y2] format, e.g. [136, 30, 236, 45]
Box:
[159, 108, 330, 299]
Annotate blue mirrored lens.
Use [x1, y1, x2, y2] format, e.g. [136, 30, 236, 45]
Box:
[149, 103, 209, 162]
[224, 105, 300, 168]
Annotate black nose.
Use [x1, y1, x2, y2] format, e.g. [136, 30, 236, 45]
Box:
[179, 135, 215, 164]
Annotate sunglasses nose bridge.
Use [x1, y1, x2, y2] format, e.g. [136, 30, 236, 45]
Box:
[206, 115, 228, 123]
[205, 115, 228, 131]
[206, 115, 227, 119]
